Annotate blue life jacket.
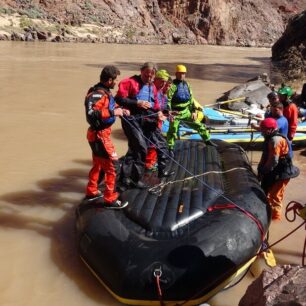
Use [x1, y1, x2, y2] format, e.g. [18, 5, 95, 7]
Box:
[172, 81, 191, 104]
[102, 94, 116, 125]
[157, 91, 168, 111]
[136, 84, 155, 108]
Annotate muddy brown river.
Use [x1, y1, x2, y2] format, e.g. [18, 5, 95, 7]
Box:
[0, 41, 305, 306]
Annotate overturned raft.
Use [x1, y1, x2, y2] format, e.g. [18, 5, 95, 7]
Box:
[76, 140, 270, 305]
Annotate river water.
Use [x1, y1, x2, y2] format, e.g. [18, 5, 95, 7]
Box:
[0, 41, 305, 306]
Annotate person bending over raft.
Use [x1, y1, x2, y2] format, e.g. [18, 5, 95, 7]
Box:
[115, 62, 174, 189]
[84, 65, 129, 209]
[166, 64, 216, 157]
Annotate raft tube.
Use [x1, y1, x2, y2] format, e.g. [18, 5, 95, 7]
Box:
[76, 140, 270, 305]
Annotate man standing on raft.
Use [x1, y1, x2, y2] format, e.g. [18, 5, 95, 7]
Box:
[84, 65, 129, 209]
[166, 64, 216, 157]
[258, 118, 299, 220]
[116, 62, 174, 189]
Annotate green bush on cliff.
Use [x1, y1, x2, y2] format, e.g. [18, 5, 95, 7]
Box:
[18, 6, 45, 19]
[0, 7, 16, 15]
[19, 16, 33, 29]
[126, 28, 136, 40]
[84, 1, 94, 11]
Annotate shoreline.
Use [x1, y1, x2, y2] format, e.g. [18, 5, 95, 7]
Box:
[0, 13, 125, 43]
[0, 12, 275, 47]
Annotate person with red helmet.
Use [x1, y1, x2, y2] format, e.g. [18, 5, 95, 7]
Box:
[258, 118, 299, 220]
[84, 65, 129, 209]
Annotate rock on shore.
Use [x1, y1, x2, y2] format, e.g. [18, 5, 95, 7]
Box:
[239, 265, 306, 306]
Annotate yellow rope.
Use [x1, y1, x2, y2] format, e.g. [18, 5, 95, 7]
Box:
[205, 96, 245, 107]
[148, 167, 248, 195]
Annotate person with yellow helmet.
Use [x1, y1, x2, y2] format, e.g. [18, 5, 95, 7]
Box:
[166, 64, 215, 156]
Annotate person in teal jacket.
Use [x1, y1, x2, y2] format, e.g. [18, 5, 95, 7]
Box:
[166, 64, 215, 155]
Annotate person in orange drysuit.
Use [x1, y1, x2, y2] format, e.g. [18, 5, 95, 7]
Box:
[258, 118, 299, 220]
[84, 65, 129, 209]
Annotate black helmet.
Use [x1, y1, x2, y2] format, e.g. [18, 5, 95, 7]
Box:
[267, 91, 278, 100]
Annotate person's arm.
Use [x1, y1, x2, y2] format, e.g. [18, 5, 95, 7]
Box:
[250, 123, 260, 131]
[187, 82, 194, 104]
[188, 83, 198, 116]
[115, 80, 138, 108]
[288, 104, 298, 140]
[167, 83, 177, 110]
[85, 94, 110, 120]
[193, 99, 203, 111]
[261, 139, 282, 173]
[115, 78, 151, 110]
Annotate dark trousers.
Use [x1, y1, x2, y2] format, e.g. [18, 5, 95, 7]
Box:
[121, 116, 168, 181]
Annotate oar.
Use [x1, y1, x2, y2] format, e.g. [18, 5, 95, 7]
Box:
[215, 108, 263, 121]
[205, 97, 246, 108]
[180, 127, 258, 136]
[208, 126, 257, 133]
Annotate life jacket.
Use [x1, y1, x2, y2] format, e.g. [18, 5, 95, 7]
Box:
[263, 133, 299, 181]
[136, 83, 155, 108]
[85, 86, 116, 130]
[138, 87, 158, 129]
[171, 80, 191, 109]
[116, 75, 160, 124]
[157, 90, 168, 111]
[132, 81, 159, 127]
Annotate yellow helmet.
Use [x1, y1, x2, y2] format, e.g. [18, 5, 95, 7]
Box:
[176, 64, 187, 73]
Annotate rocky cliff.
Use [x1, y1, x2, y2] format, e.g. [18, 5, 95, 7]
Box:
[272, 9, 306, 82]
[0, 0, 306, 46]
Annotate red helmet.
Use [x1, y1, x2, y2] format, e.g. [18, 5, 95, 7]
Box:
[260, 118, 277, 130]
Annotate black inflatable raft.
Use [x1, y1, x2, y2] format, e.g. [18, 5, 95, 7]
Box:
[76, 140, 270, 305]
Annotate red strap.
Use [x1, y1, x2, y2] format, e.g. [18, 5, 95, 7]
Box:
[207, 204, 236, 211]
[155, 275, 164, 306]
[208, 203, 265, 241]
